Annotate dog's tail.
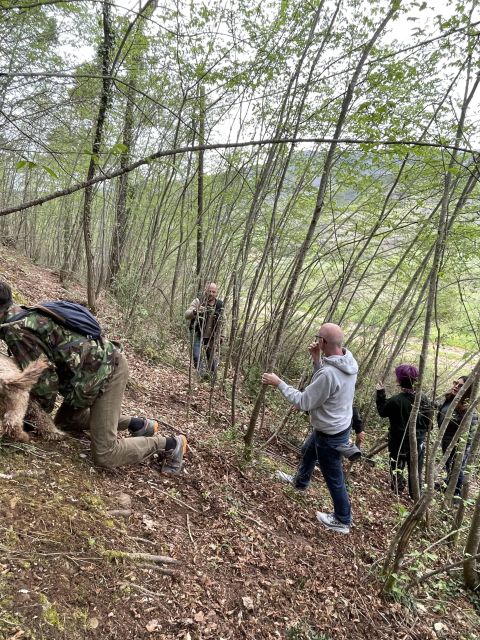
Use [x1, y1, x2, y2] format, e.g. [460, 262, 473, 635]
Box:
[0, 357, 49, 393]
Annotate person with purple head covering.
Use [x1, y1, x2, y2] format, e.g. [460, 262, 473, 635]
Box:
[376, 364, 433, 497]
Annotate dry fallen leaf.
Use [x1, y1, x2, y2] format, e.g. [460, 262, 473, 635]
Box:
[194, 611, 205, 623]
[146, 619, 159, 632]
[116, 492, 132, 509]
[242, 596, 254, 611]
[142, 514, 156, 530]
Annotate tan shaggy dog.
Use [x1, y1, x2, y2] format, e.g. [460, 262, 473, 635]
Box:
[0, 354, 64, 442]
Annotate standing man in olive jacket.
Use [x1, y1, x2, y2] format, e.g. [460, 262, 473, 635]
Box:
[185, 282, 224, 377]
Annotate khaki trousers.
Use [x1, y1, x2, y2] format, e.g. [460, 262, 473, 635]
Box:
[55, 352, 166, 468]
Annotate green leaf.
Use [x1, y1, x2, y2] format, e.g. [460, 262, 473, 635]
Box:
[42, 165, 58, 179]
[110, 143, 129, 155]
[16, 160, 37, 171]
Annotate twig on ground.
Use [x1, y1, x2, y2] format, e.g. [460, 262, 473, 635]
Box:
[129, 535, 155, 546]
[241, 513, 270, 531]
[137, 562, 178, 576]
[365, 436, 388, 458]
[120, 582, 164, 598]
[113, 551, 180, 565]
[147, 481, 200, 513]
[186, 513, 195, 545]
[412, 551, 480, 587]
[106, 509, 132, 518]
[0, 469, 45, 479]
[1, 443, 53, 459]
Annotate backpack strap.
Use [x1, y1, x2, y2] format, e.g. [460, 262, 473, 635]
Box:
[0, 307, 31, 329]
[31, 304, 68, 326]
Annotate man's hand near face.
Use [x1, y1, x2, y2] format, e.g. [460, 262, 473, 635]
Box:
[308, 341, 322, 365]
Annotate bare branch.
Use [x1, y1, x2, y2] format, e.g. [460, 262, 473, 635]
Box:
[1, 136, 479, 218]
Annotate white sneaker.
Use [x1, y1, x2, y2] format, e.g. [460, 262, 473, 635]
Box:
[316, 511, 350, 534]
[275, 470, 294, 484]
[275, 470, 307, 491]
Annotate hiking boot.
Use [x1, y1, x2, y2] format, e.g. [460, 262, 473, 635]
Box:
[335, 442, 362, 462]
[316, 511, 350, 534]
[129, 417, 159, 437]
[275, 470, 307, 492]
[162, 435, 188, 474]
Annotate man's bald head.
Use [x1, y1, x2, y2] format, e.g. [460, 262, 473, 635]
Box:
[204, 282, 218, 302]
[319, 323, 344, 348]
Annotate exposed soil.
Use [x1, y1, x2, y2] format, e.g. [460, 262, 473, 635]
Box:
[0, 247, 479, 640]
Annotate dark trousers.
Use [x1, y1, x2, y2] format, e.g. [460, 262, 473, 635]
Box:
[389, 440, 425, 498]
[295, 429, 352, 525]
[442, 436, 470, 496]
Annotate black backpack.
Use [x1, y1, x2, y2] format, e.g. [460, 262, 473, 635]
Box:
[6, 301, 102, 340]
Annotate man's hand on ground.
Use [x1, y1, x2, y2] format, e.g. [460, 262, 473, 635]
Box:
[376, 381, 384, 391]
[262, 372, 282, 387]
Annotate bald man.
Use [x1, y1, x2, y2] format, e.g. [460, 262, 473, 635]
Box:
[185, 282, 224, 377]
[262, 323, 358, 534]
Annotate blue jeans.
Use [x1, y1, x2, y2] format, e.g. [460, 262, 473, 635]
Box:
[192, 334, 217, 374]
[295, 428, 352, 525]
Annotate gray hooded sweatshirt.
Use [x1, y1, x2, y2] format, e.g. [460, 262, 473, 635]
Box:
[277, 349, 359, 435]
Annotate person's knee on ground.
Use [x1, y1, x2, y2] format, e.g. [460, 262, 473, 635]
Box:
[54, 403, 90, 433]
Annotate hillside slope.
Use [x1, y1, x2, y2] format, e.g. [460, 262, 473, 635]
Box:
[0, 247, 478, 640]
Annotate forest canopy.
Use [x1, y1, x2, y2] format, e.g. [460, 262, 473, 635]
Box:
[0, 0, 478, 394]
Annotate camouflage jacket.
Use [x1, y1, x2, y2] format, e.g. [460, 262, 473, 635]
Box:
[0, 304, 117, 411]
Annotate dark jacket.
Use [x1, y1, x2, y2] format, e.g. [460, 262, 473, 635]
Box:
[351, 405, 363, 434]
[376, 389, 432, 457]
[437, 397, 477, 448]
[185, 297, 224, 340]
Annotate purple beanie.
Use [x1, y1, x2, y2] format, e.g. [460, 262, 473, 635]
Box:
[395, 364, 419, 389]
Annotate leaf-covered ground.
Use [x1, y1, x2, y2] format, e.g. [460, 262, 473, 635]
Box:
[0, 247, 479, 640]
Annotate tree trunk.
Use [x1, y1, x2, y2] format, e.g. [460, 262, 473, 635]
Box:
[196, 83, 205, 281]
[82, 0, 115, 311]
